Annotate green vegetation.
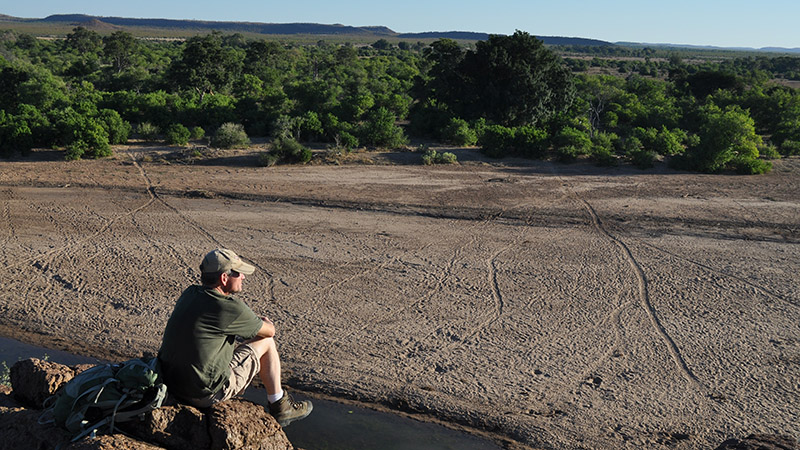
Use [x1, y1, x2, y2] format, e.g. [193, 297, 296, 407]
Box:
[1, 361, 9, 386]
[0, 25, 797, 173]
[421, 149, 458, 165]
[211, 122, 250, 149]
[164, 123, 191, 146]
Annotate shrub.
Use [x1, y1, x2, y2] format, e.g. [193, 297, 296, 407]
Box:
[628, 148, 656, 169]
[299, 111, 323, 142]
[513, 126, 549, 158]
[165, 124, 191, 146]
[554, 127, 591, 161]
[268, 136, 312, 164]
[359, 107, 408, 148]
[334, 131, 359, 151]
[64, 116, 111, 160]
[653, 126, 686, 156]
[758, 143, 781, 160]
[189, 126, 205, 140]
[443, 118, 477, 146]
[731, 156, 772, 174]
[779, 140, 800, 156]
[422, 149, 458, 165]
[136, 122, 160, 141]
[211, 123, 250, 149]
[97, 109, 130, 145]
[257, 152, 281, 167]
[590, 132, 618, 167]
[479, 124, 515, 158]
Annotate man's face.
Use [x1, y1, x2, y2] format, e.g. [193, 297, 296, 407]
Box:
[222, 270, 245, 294]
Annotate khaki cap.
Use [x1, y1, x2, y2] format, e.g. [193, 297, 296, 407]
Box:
[200, 249, 255, 275]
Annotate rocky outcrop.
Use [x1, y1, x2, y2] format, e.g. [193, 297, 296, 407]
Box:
[4, 358, 295, 450]
[9, 357, 76, 408]
[715, 434, 798, 450]
[208, 400, 293, 450]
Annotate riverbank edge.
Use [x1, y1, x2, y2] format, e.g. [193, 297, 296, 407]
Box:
[0, 324, 527, 450]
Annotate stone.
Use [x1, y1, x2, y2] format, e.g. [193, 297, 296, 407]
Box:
[10, 358, 74, 408]
[121, 404, 210, 450]
[3, 359, 296, 450]
[66, 434, 166, 449]
[0, 384, 21, 408]
[715, 434, 798, 450]
[208, 399, 294, 450]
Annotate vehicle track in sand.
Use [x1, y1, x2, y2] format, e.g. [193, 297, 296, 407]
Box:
[550, 164, 704, 392]
[125, 151, 292, 311]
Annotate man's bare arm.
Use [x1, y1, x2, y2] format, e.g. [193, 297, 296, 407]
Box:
[256, 316, 275, 338]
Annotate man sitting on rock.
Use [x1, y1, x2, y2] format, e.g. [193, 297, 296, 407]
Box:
[158, 248, 312, 427]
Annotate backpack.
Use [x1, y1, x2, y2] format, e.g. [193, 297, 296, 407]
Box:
[40, 356, 168, 442]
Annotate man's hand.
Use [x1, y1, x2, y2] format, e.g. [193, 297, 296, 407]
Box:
[257, 316, 276, 338]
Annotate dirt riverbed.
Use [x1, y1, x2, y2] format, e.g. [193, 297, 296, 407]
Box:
[1, 145, 798, 449]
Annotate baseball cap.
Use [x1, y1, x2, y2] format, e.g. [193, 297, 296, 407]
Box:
[200, 249, 255, 275]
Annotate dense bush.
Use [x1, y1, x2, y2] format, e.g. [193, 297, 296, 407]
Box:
[165, 123, 191, 146]
[779, 140, 800, 156]
[136, 122, 160, 141]
[590, 132, 618, 166]
[554, 127, 591, 161]
[263, 136, 311, 164]
[97, 109, 130, 145]
[189, 126, 205, 140]
[479, 125, 515, 158]
[442, 118, 477, 146]
[211, 123, 250, 148]
[421, 149, 458, 165]
[359, 107, 408, 148]
[731, 156, 772, 174]
[513, 126, 549, 157]
[65, 116, 111, 160]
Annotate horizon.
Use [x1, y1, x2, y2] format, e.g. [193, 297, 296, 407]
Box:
[2, 1, 800, 49]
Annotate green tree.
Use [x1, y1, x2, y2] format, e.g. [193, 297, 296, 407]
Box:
[457, 31, 575, 126]
[103, 31, 138, 74]
[167, 32, 243, 98]
[684, 104, 761, 172]
[359, 107, 407, 148]
[65, 27, 102, 54]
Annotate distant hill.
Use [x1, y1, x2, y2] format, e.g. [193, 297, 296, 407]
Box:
[617, 41, 800, 54]
[12, 12, 797, 52]
[0, 13, 614, 46]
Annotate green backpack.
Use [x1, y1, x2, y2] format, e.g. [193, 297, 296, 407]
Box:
[41, 356, 168, 441]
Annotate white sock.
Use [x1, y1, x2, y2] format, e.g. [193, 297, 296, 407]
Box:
[268, 390, 284, 404]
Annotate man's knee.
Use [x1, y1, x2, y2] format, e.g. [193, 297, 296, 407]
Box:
[246, 336, 276, 358]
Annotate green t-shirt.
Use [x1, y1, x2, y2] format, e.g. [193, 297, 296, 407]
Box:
[158, 285, 263, 400]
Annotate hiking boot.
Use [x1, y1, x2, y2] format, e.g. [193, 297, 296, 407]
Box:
[268, 392, 313, 427]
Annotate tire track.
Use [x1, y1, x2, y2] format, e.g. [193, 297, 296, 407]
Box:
[553, 169, 703, 390]
[0, 188, 15, 249]
[637, 240, 800, 310]
[127, 152, 280, 307]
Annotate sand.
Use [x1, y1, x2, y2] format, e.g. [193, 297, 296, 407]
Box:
[1, 146, 798, 449]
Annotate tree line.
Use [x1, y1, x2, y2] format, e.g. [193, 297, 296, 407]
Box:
[1, 27, 799, 173]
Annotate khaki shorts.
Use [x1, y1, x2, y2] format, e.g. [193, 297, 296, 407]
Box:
[186, 343, 260, 408]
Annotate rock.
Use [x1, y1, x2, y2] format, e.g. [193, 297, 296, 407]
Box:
[66, 434, 166, 449]
[0, 406, 71, 450]
[715, 434, 798, 450]
[0, 384, 21, 408]
[121, 404, 210, 450]
[10, 358, 74, 408]
[208, 399, 294, 450]
[4, 359, 296, 450]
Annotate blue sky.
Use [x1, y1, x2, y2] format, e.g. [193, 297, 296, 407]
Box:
[3, 0, 799, 48]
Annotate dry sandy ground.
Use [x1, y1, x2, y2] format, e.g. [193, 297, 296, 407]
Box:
[1, 146, 798, 449]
